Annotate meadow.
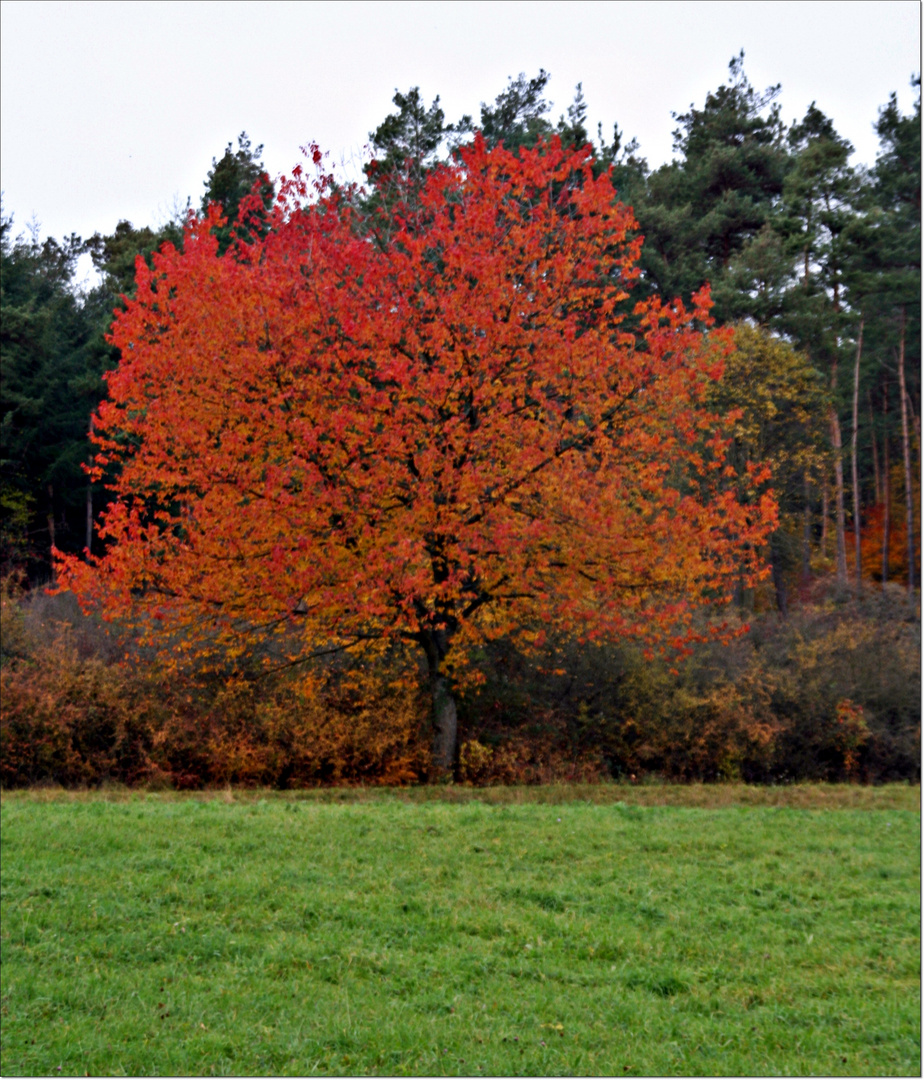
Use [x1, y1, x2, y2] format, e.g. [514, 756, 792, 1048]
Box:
[0, 785, 920, 1076]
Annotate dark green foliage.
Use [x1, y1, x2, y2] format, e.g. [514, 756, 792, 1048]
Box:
[363, 74, 596, 230]
[0, 216, 103, 569]
[454, 70, 555, 153]
[776, 101, 857, 365]
[1, 133, 275, 580]
[367, 88, 447, 185]
[201, 131, 274, 253]
[85, 218, 177, 302]
[554, 82, 590, 149]
[0, 209, 191, 576]
[362, 87, 448, 233]
[861, 79, 920, 373]
[637, 52, 790, 315]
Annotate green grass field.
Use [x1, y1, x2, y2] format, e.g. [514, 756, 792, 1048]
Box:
[1, 786, 919, 1076]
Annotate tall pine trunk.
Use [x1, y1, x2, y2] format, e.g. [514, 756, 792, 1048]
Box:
[829, 353, 848, 588]
[882, 384, 891, 588]
[851, 321, 863, 592]
[831, 418, 849, 588]
[897, 309, 915, 597]
[906, 387, 921, 481]
[868, 390, 881, 505]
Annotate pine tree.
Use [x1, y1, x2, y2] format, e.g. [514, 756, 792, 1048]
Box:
[638, 52, 789, 316]
[201, 132, 274, 254]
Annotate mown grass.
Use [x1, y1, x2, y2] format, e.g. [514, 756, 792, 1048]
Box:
[1, 787, 919, 1076]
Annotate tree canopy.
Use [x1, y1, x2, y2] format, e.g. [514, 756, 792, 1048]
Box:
[57, 137, 776, 765]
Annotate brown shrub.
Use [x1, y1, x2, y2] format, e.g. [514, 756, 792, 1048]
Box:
[1, 576, 918, 788]
[1, 588, 432, 788]
[1, 632, 162, 787]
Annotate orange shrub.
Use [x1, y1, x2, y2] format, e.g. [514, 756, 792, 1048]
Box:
[0, 595, 432, 789]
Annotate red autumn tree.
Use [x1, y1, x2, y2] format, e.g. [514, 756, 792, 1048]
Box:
[58, 137, 775, 769]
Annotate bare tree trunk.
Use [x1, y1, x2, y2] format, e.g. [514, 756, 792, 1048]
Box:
[868, 390, 881, 505]
[802, 473, 812, 587]
[897, 309, 915, 597]
[905, 386, 921, 481]
[882, 384, 891, 588]
[821, 483, 829, 558]
[851, 321, 864, 592]
[830, 401, 849, 588]
[832, 424, 849, 588]
[829, 289, 848, 589]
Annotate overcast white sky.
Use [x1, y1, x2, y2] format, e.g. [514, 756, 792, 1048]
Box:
[1, 0, 920, 276]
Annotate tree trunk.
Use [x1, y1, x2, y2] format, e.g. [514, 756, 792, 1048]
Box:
[882, 384, 890, 588]
[430, 674, 458, 773]
[821, 483, 829, 558]
[868, 390, 881, 506]
[830, 357, 848, 588]
[851, 320, 863, 593]
[802, 473, 812, 588]
[831, 411, 849, 588]
[897, 309, 915, 597]
[906, 387, 921, 482]
[421, 628, 458, 772]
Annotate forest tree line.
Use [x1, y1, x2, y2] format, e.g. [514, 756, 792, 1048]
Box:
[1, 55, 920, 604]
[0, 55, 920, 788]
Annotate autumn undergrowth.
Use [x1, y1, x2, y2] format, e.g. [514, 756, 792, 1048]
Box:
[1, 789, 919, 1077]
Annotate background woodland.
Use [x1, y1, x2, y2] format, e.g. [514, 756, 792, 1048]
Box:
[1, 57, 920, 786]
